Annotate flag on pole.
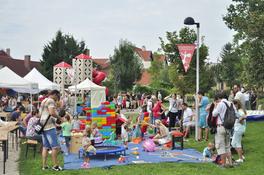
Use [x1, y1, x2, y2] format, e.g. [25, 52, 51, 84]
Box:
[177, 44, 196, 72]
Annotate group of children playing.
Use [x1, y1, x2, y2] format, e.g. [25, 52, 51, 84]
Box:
[58, 103, 229, 168]
[57, 113, 102, 168]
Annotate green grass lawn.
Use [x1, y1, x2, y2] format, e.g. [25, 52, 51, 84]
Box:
[19, 122, 264, 175]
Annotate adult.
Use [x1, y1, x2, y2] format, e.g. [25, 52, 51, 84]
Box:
[117, 93, 123, 108]
[146, 95, 153, 119]
[8, 96, 17, 110]
[181, 103, 195, 138]
[250, 90, 257, 110]
[10, 107, 22, 121]
[177, 95, 183, 120]
[151, 96, 167, 124]
[23, 111, 33, 127]
[164, 93, 178, 131]
[11, 107, 27, 135]
[198, 91, 209, 141]
[232, 100, 247, 163]
[40, 90, 62, 171]
[233, 84, 246, 110]
[26, 110, 42, 143]
[157, 91, 162, 101]
[244, 90, 250, 110]
[150, 119, 171, 145]
[212, 92, 234, 168]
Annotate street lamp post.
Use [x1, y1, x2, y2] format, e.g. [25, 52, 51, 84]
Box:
[184, 17, 200, 141]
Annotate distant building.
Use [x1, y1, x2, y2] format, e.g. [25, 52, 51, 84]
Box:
[134, 46, 153, 69]
[0, 48, 40, 77]
[92, 58, 110, 75]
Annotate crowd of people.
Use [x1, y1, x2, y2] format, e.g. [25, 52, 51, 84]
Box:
[0, 83, 258, 170]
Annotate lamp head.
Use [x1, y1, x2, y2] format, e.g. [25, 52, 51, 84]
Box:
[184, 17, 195, 25]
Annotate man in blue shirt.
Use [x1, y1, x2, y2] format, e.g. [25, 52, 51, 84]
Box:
[10, 107, 21, 121]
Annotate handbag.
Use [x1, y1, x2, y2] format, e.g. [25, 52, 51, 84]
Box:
[34, 115, 51, 135]
[34, 98, 50, 135]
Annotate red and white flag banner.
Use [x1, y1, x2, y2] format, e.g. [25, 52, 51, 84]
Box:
[177, 44, 196, 72]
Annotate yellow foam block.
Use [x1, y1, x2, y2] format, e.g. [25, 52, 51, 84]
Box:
[106, 112, 116, 116]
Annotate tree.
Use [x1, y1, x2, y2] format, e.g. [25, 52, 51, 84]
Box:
[159, 28, 210, 95]
[110, 40, 143, 92]
[218, 43, 242, 88]
[148, 52, 172, 89]
[41, 30, 87, 80]
[223, 0, 264, 88]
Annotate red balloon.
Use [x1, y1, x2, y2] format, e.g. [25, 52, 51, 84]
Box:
[92, 70, 108, 96]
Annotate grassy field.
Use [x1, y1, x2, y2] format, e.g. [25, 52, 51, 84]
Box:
[19, 121, 264, 175]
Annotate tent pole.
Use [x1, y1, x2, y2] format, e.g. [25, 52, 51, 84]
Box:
[30, 93, 33, 112]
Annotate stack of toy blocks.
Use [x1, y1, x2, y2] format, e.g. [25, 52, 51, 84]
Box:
[79, 107, 92, 130]
[91, 103, 116, 139]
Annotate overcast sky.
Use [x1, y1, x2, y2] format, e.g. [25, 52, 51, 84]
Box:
[0, 0, 234, 62]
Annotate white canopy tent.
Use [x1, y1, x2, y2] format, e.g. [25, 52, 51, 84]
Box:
[0, 67, 38, 93]
[68, 78, 106, 108]
[24, 68, 60, 91]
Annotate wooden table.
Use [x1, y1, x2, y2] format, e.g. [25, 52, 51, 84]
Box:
[0, 121, 18, 174]
[0, 112, 10, 121]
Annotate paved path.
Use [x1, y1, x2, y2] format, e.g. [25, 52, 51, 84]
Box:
[0, 139, 19, 175]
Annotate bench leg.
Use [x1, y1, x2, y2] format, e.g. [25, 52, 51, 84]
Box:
[181, 137, 184, 150]
[3, 140, 7, 174]
[25, 144, 29, 158]
[34, 145, 36, 158]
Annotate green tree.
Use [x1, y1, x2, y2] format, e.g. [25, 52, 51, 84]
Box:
[41, 30, 87, 80]
[223, 0, 264, 88]
[110, 40, 143, 92]
[218, 43, 242, 88]
[148, 52, 172, 89]
[159, 28, 210, 95]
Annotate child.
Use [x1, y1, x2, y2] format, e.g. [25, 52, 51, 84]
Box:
[91, 122, 102, 138]
[140, 105, 150, 138]
[61, 114, 72, 154]
[203, 142, 214, 161]
[121, 124, 129, 149]
[91, 122, 103, 144]
[81, 126, 96, 168]
[71, 115, 81, 131]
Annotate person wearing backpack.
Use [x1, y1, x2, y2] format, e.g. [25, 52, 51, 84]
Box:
[212, 92, 236, 168]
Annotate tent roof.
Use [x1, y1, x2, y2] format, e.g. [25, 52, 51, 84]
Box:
[68, 78, 105, 91]
[24, 68, 60, 90]
[75, 53, 92, 60]
[54, 61, 72, 68]
[0, 67, 38, 93]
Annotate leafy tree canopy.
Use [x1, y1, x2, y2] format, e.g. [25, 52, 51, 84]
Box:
[159, 28, 211, 95]
[110, 39, 143, 92]
[41, 30, 87, 80]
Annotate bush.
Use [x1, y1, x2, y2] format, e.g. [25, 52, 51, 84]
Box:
[257, 98, 264, 110]
[133, 84, 153, 95]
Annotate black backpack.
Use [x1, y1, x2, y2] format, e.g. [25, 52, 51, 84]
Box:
[207, 103, 218, 134]
[223, 102, 236, 130]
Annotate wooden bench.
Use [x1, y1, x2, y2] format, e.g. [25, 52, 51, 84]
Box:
[25, 139, 38, 158]
[171, 130, 184, 150]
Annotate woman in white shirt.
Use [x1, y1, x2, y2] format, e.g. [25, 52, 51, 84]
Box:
[164, 94, 178, 131]
[232, 100, 247, 163]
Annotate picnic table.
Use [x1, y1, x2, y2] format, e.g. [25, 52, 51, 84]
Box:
[0, 112, 10, 121]
[0, 121, 19, 174]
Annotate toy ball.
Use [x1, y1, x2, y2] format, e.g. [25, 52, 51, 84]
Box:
[131, 151, 139, 155]
[142, 139, 156, 152]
